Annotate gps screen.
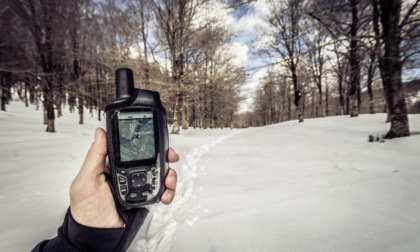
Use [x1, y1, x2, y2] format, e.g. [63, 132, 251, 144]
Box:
[118, 111, 156, 162]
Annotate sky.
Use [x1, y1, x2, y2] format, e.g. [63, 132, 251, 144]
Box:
[223, 0, 420, 112]
[1, 97, 420, 252]
[90, 0, 420, 112]
[127, 0, 266, 112]
[222, 0, 273, 112]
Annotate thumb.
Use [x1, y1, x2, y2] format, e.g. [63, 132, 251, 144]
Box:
[78, 128, 108, 180]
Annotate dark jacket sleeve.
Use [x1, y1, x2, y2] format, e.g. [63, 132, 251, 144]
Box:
[31, 207, 149, 252]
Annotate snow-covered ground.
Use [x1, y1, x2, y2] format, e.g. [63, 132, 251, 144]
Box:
[1, 100, 420, 252]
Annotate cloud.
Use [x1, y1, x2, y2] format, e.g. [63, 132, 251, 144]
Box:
[193, 1, 236, 29]
[238, 94, 255, 113]
[238, 66, 270, 112]
[232, 0, 271, 35]
[191, 1, 276, 113]
[219, 42, 249, 67]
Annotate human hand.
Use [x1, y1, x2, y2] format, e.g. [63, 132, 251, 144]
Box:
[69, 128, 179, 228]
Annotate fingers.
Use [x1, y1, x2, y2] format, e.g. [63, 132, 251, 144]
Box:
[162, 149, 178, 204]
[165, 168, 177, 190]
[161, 168, 177, 205]
[168, 148, 179, 163]
[78, 128, 108, 180]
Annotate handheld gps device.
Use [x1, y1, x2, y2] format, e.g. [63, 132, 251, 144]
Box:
[105, 68, 169, 209]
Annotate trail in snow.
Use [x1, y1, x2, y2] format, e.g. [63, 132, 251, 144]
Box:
[129, 129, 242, 252]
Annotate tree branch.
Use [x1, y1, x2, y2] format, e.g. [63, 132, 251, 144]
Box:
[399, 0, 420, 29]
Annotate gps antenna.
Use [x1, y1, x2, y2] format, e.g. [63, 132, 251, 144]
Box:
[115, 68, 134, 101]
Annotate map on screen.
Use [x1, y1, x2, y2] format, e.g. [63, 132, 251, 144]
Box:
[118, 111, 156, 162]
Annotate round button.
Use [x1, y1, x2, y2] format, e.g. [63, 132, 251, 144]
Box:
[131, 172, 147, 188]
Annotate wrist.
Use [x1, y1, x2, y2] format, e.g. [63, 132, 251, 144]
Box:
[70, 204, 125, 228]
[67, 209, 125, 251]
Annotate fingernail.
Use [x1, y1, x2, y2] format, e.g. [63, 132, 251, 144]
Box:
[166, 193, 173, 200]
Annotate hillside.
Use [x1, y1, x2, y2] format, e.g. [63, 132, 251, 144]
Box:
[0, 100, 419, 252]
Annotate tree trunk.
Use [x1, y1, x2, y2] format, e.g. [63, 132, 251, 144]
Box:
[291, 64, 303, 122]
[316, 81, 324, 117]
[281, 78, 287, 122]
[171, 60, 184, 134]
[367, 57, 376, 114]
[79, 105, 84, 124]
[24, 77, 29, 107]
[338, 71, 344, 115]
[0, 72, 6, 111]
[139, 0, 150, 89]
[29, 75, 36, 105]
[78, 90, 84, 124]
[46, 105, 55, 132]
[379, 0, 409, 138]
[172, 98, 180, 134]
[171, 55, 184, 134]
[311, 86, 315, 117]
[203, 83, 208, 129]
[326, 81, 329, 116]
[287, 82, 292, 121]
[56, 73, 63, 118]
[182, 100, 188, 130]
[44, 79, 55, 132]
[349, 0, 360, 118]
[301, 88, 306, 120]
[373, 0, 390, 122]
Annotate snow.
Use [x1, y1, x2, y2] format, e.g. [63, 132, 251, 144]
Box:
[1, 100, 420, 252]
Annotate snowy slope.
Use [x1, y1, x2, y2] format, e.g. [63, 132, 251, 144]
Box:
[1, 99, 420, 252]
[0, 101, 104, 251]
[168, 116, 420, 252]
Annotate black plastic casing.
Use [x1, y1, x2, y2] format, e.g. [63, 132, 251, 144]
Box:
[105, 68, 169, 209]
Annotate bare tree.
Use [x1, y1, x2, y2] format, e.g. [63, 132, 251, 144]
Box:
[252, 69, 298, 126]
[309, 0, 374, 118]
[0, 3, 15, 111]
[261, 0, 306, 122]
[67, 0, 93, 124]
[329, 43, 350, 115]
[152, 0, 207, 133]
[12, 0, 72, 132]
[303, 22, 330, 117]
[363, 37, 378, 114]
[373, 0, 418, 138]
[347, 0, 361, 117]
[138, 0, 152, 89]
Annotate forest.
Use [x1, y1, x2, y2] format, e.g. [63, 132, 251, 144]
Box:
[0, 0, 419, 138]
